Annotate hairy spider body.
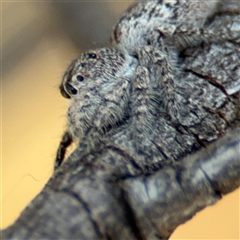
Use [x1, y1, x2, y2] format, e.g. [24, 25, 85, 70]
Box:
[62, 48, 137, 139]
[112, 0, 222, 54]
[55, 0, 236, 170]
[55, 48, 138, 169]
[55, 45, 188, 171]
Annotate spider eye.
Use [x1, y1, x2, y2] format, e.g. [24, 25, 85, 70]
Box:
[65, 83, 77, 95]
[59, 84, 71, 99]
[87, 53, 97, 59]
[76, 75, 84, 82]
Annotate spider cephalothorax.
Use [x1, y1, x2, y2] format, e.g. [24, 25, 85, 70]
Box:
[62, 48, 137, 139]
[55, 48, 138, 169]
[60, 48, 137, 99]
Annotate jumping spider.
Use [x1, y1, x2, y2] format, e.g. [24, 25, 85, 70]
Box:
[55, 45, 180, 169]
[54, 0, 238, 170]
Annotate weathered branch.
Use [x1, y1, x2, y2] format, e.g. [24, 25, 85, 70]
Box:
[1, 128, 239, 240]
[122, 128, 240, 239]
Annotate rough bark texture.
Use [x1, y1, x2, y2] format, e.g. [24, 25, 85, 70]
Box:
[1, 129, 240, 240]
[1, 1, 240, 239]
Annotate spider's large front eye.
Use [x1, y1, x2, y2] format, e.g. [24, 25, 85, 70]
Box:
[65, 83, 77, 95]
[59, 84, 71, 99]
[87, 53, 97, 59]
[76, 75, 84, 82]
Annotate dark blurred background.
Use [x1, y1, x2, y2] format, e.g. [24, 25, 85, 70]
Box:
[1, 1, 239, 238]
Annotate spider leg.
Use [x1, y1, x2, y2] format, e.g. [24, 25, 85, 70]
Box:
[139, 46, 180, 122]
[54, 130, 73, 170]
[130, 58, 157, 150]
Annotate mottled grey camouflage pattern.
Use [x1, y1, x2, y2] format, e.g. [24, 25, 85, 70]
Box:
[1, 0, 239, 239]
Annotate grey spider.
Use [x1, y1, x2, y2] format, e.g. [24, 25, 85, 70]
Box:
[54, 0, 238, 170]
[55, 46, 179, 170]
